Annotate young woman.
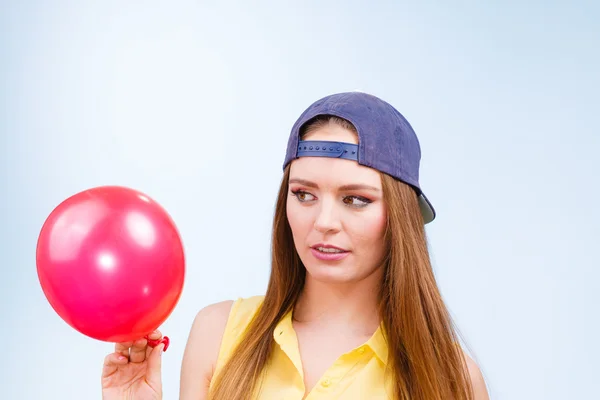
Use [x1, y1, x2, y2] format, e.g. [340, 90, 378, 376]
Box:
[101, 92, 490, 399]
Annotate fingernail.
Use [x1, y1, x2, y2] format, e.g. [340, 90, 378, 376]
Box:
[118, 355, 127, 361]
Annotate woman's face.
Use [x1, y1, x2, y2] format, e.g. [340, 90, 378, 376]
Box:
[286, 124, 388, 285]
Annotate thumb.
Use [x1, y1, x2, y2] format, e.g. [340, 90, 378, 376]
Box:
[147, 343, 164, 386]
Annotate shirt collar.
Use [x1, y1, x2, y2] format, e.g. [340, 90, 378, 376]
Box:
[273, 309, 389, 365]
[273, 309, 295, 343]
[273, 309, 305, 376]
[366, 324, 389, 364]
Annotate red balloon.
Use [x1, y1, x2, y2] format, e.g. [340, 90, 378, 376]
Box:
[36, 186, 185, 343]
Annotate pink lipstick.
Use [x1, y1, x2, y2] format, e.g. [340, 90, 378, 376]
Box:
[310, 243, 350, 262]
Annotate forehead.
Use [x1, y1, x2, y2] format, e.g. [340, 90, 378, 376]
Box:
[290, 123, 380, 188]
[302, 122, 358, 144]
[289, 157, 382, 189]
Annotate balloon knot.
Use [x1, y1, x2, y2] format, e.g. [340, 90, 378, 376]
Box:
[145, 335, 170, 352]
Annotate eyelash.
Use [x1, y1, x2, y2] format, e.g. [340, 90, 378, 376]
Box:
[290, 189, 373, 208]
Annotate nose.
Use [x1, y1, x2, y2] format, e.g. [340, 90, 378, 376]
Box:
[313, 198, 342, 234]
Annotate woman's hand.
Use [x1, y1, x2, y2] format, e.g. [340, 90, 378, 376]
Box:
[101, 330, 165, 400]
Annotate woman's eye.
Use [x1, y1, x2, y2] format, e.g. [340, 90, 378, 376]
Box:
[343, 196, 371, 207]
[291, 190, 315, 202]
[291, 190, 371, 207]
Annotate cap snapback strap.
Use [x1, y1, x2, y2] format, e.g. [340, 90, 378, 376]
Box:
[296, 140, 358, 161]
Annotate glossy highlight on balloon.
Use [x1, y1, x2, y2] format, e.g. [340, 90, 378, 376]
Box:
[36, 186, 185, 343]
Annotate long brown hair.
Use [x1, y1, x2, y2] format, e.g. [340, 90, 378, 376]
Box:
[208, 116, 474, 399]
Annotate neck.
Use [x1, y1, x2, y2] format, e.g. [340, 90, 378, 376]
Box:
[292, 270, 383, 336]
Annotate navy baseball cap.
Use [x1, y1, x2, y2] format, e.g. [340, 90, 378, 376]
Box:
[283, 91, 436, 224]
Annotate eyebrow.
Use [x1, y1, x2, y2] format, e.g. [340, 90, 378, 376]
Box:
[289, 178, 381, 192]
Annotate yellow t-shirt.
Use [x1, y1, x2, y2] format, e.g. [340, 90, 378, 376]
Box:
[211, 295, 394, 399]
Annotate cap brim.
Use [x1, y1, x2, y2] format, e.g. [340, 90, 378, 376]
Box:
[418, 193, 436, 224]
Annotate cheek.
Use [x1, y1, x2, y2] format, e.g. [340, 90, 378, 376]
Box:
[286, 198, 311, 239]
[349, 209, 387, 250]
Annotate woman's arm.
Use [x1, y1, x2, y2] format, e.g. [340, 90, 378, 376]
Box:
[463, 350, 490, 400]
[179, 300, 234, 400]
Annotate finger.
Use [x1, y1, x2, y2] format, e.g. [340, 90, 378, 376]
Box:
[129, 337, 148, 363]
[102, 352, 128, 378]
[146, 330, 162, 341]
[145, 330, 163, 358]
[146, 343, 164, 387]
[114, 341, 134, 358]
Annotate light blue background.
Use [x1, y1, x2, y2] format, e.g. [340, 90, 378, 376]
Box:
[1, 1, 598, 399]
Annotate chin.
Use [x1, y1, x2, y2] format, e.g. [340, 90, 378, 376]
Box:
[303, 263, 359, 284]
[301, 255, 385, 286]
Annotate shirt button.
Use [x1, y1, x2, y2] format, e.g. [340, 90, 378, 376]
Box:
[358, 347, 365, 354]
[321, 378, 332, 387]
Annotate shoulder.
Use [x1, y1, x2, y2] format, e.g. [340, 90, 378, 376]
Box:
[179, 295, 264, 399]
[189, 294, 265, 337]
[461, 349, 490, 400]
[186, 295, 265, 354]
[179, 300, 235, 398]
[224, 294, 265, 329]
[192, 299, 236, 329]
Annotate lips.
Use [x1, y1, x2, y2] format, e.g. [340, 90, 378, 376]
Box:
[310, 243, 350, 262]
[311, 243, 348, 253]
